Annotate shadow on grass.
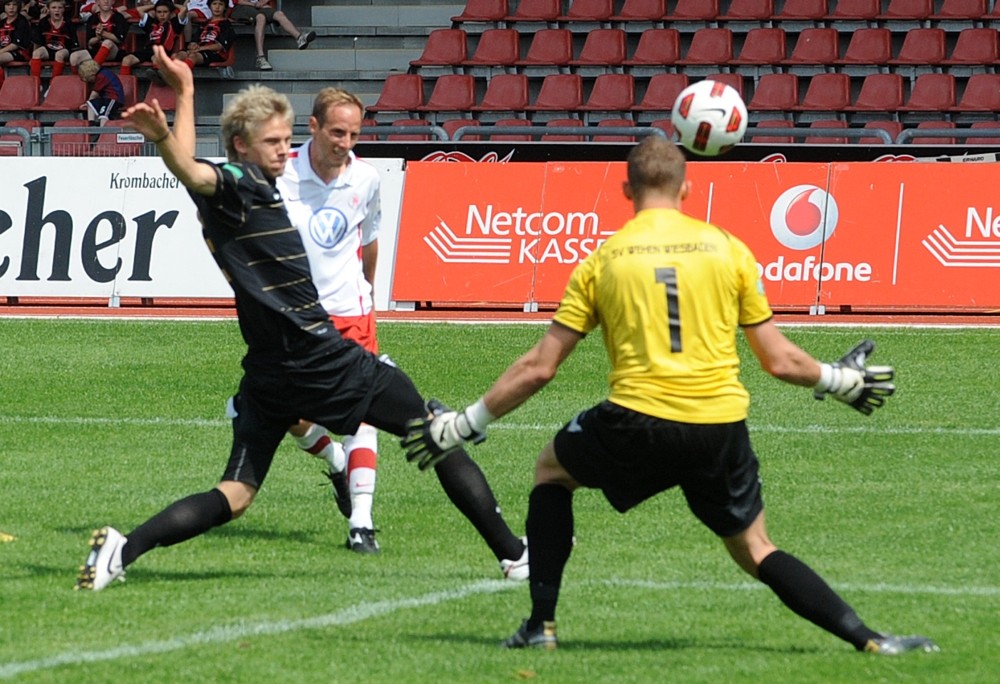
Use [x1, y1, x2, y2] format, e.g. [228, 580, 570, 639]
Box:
[60, 525, 324, 545]
[413, 632, 827, 654]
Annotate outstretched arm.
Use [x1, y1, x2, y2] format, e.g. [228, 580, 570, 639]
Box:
[122, 44, 213, 195]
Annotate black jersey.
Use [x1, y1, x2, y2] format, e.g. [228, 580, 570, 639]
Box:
[137, 14, 184, 53]
[33, 17, 78, 52]
[85, 10, 128, 46]
[189, 161, 354, 361]
[0, 14, 32, 52]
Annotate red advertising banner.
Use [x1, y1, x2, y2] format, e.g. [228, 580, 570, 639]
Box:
[392, 162, 1000, 312]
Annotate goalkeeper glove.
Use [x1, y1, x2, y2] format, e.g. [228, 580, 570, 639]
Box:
[400, 399, 489, 471]
[813, 339, 896, 416]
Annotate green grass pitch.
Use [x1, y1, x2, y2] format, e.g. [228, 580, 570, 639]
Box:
[1, 319, 997, 683]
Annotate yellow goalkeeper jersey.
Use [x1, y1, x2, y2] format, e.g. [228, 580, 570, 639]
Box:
[553, 207, 772, 424]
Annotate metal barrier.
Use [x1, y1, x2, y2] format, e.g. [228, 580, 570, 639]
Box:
[746, 126, 894, 145]
[894, 127, 1000, 144]
[0, 126, 34, 156]
[447, 124, 667, 141]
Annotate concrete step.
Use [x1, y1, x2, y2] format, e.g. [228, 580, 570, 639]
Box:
[312, 4, 464, 28]
[267, 47, 422, 72]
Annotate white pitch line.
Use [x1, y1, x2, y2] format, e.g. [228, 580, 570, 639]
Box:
[0, 580, 516, 680]
[1, 415, 998, 436]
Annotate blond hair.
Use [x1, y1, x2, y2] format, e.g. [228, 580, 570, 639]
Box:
[311, 87, 364, 125]
[626, 136, 687, 200]
[220, 84, 294, 162]
[77, 59, 100, 82]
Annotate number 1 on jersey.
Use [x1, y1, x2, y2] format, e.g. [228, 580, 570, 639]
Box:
[655, 267, 682, 353]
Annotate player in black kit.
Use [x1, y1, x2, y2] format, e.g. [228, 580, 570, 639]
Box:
[75, 45, 527, 591]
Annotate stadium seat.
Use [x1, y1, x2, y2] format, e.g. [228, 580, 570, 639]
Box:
[359, 118, 379, 141]
[579, 73, 635, 112]
[463, 29, 520, 70]
[471, 73, 530, 113]
[649, 118, 675, 137]
[525, 74, 584, 113]
[0, 75, 41, 114]
[968, 120, 1000, 143]
[541, 118, 584, 141]
[718, 0, 775, 21]
[50, 118, 91, 156]
[952, 73, 1000, 111]
[793, 73, 851, 111]
[774, 0, 829, 21]
[593, 117, 638, 141]
[489, 117, 533, 140]
[860, 120, 903, 144]
[929, 0, 988, 20]
[557, 0, 615, 23]
[416, 74, 476, 113]
[515, 28, 573, 73]
[747, 73, 799, 112]
[835, 28, 892, 66]
[676, 28, 734, 66]
[887, 28, 946, 67]
[782, 28, 840, 68]
[825, 0, 880, 21]
[911, 120, 956, 144]
[119, 74, 138, 108]
[731, 28, 787, 66]
[845, 73, 905, 112]
[92, 124, 143, 157]
[749, 119, 794, 143]
[622, 28, 681, 73]
[941, 28, 1000, 66]
[386, 118, 434, 141]
[0, 118, 39, 156]
[409, 29, 468, 70]
[668, 0, 719, 21]
[569, 28, 627, 69]
[451, 0, 509, 24]
[365, 74, 425, 115]
[609, 0, 666, 23]
[632, 73, 689, 115]
[804, 119, 848, 143]
[505, 0, 561, 23]
[143, 80, 177, 112]
[901, 73, 957, 111]
[877, 0, 933, 22]
[32, 74, 87, 114]
[440, 117, 479, 140]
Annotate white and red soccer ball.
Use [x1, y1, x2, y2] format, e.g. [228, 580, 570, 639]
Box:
[671, 79, 749, 157]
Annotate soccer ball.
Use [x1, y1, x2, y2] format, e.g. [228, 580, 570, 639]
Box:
[670, 79, 749, 157]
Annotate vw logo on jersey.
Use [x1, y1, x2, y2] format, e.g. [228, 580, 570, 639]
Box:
[308, 207, 350, 248]
[769, 185, 839, 251]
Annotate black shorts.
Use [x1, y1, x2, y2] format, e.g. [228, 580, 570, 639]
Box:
[553, 401, 764, 537]
[221, 349, 426, 489]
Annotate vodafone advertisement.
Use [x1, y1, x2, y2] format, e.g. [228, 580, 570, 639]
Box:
[393, 162, 1000, 312]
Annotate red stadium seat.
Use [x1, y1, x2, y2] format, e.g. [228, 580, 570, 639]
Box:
[901, 73, 957, 111]
[719, 0, 774, 21]
[793, 73, 851, 111]
[610, 0, 666, 22]
[579, 73, 635, 111]
[623, 28, 681, 70]
[783, 28, 839, 67]
[366, 74, 424, 114]
[489, 118, 533, 140]
[677, 28, 734, 66]
[747, 73, 799, 112]
[804, 119, 848, 143]
[941, 28, 1000, 66]
[632, 73, 689, 113]
[845, 73, 904, 112]
[0, 118, 39, 156]
[825, 0, 880, 20]
[593, 117, 638, 141]
[952, 73, 1000, 112]
[749, 119, 794, 143]
[775, 0, 829, 20]
[143, 80, 177, 112]
[911, 120, 956, 144]
[877, 0, 933, 20]
[525, 74, 584, 112]
[50, 118, 92, 156]
[410, 29, 468, 69]
[541, 118, 584, 141]
[515, 29, 573, 73]
[704, 73, 745, 100]
[463, 29, 520, 69]
[860, 120, 903, 144]
[668, 0, 719, 21]
[440, 117, 480, 140]
[0, 75, 41, 114]
[32, 74, 88, 114]
[570, 28, 627, 69]
[451, 0, 508, 23]
[929, 0, 988, 20]
[835, 28, 892, 66]
[557, 0, 615, 22]
[505, 0, 561, 22]
[968, 121, 1000, 144]
[416, 74, 476, 113]
[471, 73, 530, 113]
[731, 28, 787, 66]
[888, 28, 946, 66]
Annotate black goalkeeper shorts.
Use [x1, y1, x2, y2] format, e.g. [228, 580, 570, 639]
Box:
[553, 401, 764, 537]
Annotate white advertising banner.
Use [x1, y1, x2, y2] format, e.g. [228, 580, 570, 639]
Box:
[0, 156, 406, 310]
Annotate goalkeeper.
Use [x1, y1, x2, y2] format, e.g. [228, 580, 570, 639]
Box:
[403, 136, 936, 655]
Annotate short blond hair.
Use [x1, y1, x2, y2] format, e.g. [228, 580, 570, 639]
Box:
[77, 59, 100, 82]
[220, 84, 294, 162]
[311, 87, 364, 125]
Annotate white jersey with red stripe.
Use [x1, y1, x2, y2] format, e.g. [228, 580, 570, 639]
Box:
[278, 141, 381, 317]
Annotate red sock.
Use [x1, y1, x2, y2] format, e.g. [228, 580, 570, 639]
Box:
[120, 63, 131, 75]
[30, 58, 42, 78]
[94, 45, 111, 65]
[182, 58, 194, 69]
[52, 61, 65, 77]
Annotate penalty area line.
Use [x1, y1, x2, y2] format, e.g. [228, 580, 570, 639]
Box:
[0, 580, 516, 680]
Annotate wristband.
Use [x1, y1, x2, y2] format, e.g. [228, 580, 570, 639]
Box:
[814, 363, 834, 392]
[465, 398, 495, 433]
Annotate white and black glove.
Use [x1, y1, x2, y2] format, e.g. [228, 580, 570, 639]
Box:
[814, 340, 896, 415]
[400, 399, 489, 471]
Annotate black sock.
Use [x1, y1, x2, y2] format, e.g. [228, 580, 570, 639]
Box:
[526, 483, 574, 628]
[434, 449, 523, 562]
[758, 550, 881, 650]
[121, 489, 232, 567]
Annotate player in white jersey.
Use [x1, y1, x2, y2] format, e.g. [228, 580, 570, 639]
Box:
[278, 88, 383, 554]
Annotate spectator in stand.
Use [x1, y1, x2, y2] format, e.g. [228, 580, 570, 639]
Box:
[69, 0, 129, 68]
[122, 0, 186, 76]
[78, 0, 142, 22]
[182, 0, 230, 41]
[0, 0, 32, 76]
[171, 0, 231, 71]
[21, 0, 51, 20]
[29, 0, 77, 78]
[229, 0, 314, 71]
[78, 56, 125, 124]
